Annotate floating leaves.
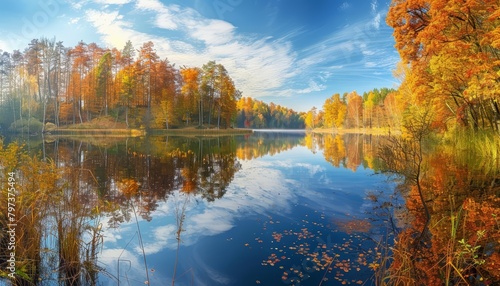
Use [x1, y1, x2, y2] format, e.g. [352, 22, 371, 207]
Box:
[335, 218, 372, 234]
[248, 211, 378, 285]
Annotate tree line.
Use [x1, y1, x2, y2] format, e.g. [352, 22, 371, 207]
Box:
[305, 88, 398, 130]
[310, 0, 500, 134]
[236, 97, 305, 129]
[0, 38, 241, 132]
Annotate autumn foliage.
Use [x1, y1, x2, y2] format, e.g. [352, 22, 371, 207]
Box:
[387, 0, 500, 130]
[0, 39, 241, 131]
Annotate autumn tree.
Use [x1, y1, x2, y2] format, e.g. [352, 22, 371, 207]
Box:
[26, 38, 60, 132]
[235, 97, 304, 129]
[305, 107, 317, 129]
[180, 67, 201, 125]
[96, 51, 113, 116]
[218, 72, 240, 128]
[0, 50, 20, 129]
[387, 0, 500, 130]
[346, 91, 363, 128]
[137, 41, 159, 128]
[152, 58, 178, 128]
[116, 40, 136, 127]
[383, 90, 407, 129]
[83, 43, 105, 120]
[198, 61, 240, 128]
[323, 93, 347, 130]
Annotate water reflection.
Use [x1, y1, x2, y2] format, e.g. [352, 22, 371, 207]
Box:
[1, 133, 394, 286]
[377, 134, 500, 285]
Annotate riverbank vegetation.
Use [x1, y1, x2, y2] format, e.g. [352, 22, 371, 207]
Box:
[369, 0, 500, 284]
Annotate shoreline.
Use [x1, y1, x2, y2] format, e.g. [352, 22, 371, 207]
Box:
[309, 127, 400, 135]
[50, 127, 253, 137]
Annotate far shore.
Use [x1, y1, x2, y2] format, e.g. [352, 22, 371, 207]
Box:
[49, 127, 253, 137]
[35, 123, 399, 137]
[310, 127, 400, 135]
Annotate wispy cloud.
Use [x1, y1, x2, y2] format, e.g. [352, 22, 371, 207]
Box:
[340, 2, 350, 11]
[371, 0, 381, 30]
[293, 10, 398, 89]
[372, 13, 381, 30]
[72, 0, 398, 107]
[93, 0, 132, 4]
[81, 1, 298, 98]
[371, 0, 378, 13]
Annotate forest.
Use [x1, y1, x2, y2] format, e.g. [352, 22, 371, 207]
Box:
[0, 39, 244, 132]
[0, 36, 395, 133]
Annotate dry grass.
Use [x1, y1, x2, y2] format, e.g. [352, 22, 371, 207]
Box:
[60, 116, 128, 129]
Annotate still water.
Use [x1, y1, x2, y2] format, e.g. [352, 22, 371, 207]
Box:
[11, 132, 398, 285]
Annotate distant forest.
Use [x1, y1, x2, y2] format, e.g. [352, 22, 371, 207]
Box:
[0, 37, 400, 133]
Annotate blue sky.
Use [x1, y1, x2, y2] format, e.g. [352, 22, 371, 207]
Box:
[0, 0, 400, 112]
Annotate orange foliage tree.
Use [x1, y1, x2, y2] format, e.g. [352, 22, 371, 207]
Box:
[387, 0, 500, 130]
[345, 91, 363, 128]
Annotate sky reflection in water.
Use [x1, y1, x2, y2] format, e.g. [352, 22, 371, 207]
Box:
[98, 139, 391, 286]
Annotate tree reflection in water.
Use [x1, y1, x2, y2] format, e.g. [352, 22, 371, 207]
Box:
[6, 132, 498, 285]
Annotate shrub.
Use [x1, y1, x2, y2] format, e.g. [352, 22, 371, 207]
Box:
[8, 118, 43, 133]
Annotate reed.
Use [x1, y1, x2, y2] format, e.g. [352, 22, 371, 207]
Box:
[374, 127, 500, 285]
[0, 141, 106, 285]
[446, 127, 500, 176]
[0, 142, 59, 285]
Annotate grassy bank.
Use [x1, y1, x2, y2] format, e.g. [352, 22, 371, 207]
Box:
[149, 127, 252, 136]
[51, 128, 146, 136]
[52, 117, 252, 137]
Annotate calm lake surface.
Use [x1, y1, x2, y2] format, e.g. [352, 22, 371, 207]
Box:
[9, 131, 398, 285]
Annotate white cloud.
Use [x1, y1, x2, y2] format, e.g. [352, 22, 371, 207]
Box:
[93, 0, 132, 4]
[365, 61, 376, 68]
[68, 17, 80, 25]
[189, 20, 235, 46]
[372, 13, 381, 30]
[340, 2, 350, 10]
[292, 12, 397, 89]
[135, 0, 165, 11]
[83, 2, 297, 98]
[135, 0, 180, 30]
[155, 12, 179, 30]
[85, 10, 134, 48]
[292, 80, 327, 95]
[371, 0, 378, 13]
[79, 0, 396, 102]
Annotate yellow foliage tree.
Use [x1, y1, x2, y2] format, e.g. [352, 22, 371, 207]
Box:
[323, 93, 347, 130]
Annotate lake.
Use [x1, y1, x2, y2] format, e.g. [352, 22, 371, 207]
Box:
[2, 131, 399, 286]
